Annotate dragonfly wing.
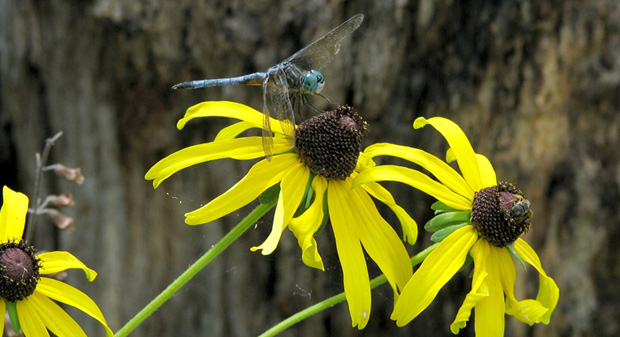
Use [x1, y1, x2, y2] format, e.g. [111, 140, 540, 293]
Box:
[261, 76, 274, 160]
[268, 70, 296, 138]
[283, 14, 364, 72]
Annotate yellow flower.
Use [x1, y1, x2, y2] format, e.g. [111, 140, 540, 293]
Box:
[0, 186, 113, 337]
[145, 101, 417, 328]
[353, 117, 559, 336]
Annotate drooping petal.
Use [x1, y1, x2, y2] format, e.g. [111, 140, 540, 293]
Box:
[35, 278, 114, 337]
[16, 298, 49, 337]
[414, 117, 483, 192]
[28, 291, 86, 337]
[359, 180, 417, 245]
[289, 175, 328, 270]
[363, 143, 474, 199]
[475, 154, 497, 189]
[214, 121, 260, 141]
[251, 162, 309, 255]
[328, 181, 371, 329]
[345, 180, 413, 292]
[177, 101, 286, 135]
[0, 300, 5, 334]
[354, 165, 472, 210]
[38, 251, 97, 281]
[184, 153, 299, 225]
[392, 225, 478, 326]
[0, 186, 29, 241]
[474, 244, 506, 337]
[514, 239, 559, 324]
[145, 137, 292, 188]
[451, 239, 490, 334]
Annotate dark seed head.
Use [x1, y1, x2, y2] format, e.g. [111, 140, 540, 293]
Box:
[295, 106, 367, 180]
[0, 240, 40, 302]
[471, 182, 532, 247]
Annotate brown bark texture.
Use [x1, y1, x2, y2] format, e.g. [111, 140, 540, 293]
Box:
[1, 0, 619, 336]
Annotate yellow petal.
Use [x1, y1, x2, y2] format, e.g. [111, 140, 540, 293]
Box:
[184, 153, 299, 225]
[35, 278, 114, 337]
[214, 121, 259, 141]
[363, 143, 474, 199]
[17, 299, 49, 337]
[145, 137, 291, 188]
[473, 243, 506, 337]
[392, 225, 478, 326]
[345, 181, 413, 292]
[177, 101, 286, 135]
[289, 175, 328, 270]
[514, 239, 559, 324]
[359, 180, 418, 245]
[414, 117, 483, 192]
[476, 154, 497, 189]
[0, 186, 29, 241]
[328, 181, 371, 329]
[354, 165, 472, 210]
[28, 292, 86, 337]
[38, 251, 98, 282]
[251, 162, 309, 254]
[0, 300, 5, 334]
[450, 239, 490, 334]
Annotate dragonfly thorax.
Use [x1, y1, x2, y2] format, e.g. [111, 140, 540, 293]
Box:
[302, 70, 325, 94]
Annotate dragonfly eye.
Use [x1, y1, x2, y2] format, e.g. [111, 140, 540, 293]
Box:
[302, 70, 325, 94]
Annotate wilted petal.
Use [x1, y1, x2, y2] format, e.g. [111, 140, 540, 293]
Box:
[251, 162, 309, 254]
[514, 239, 559, 324]
[392, 226, 478, 326]
[289, 175, 328, 270]
[0, 186, 29, 241]
[184, 153, 298, 225]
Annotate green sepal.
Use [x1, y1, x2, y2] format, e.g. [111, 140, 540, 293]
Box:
[430, 223, 468, 243]
[506, 244, 527, 271]
[294, 173, 316, 218]
[259, 183, 281, 204]
[7, 301, 20, 334]
[424, 210, 471, 232]
[314, 189, 330, 235]
[431, 200, 460, 214]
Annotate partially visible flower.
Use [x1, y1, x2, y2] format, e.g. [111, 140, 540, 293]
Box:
[145, 101, 417, 328]
[0, 186, 113, 337]
[353, 117, 559, 336]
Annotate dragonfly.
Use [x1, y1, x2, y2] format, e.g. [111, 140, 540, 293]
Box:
[172, 14, 364, 159]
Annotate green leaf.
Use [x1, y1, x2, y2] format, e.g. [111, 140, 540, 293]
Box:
[431, 200, 460, 214]
[7, 301, 20, 334]
[430, 223, 468, 243]
[424, 211, 471, 232]
[259, 183, 281, 204]
[506, 244, 527, 271]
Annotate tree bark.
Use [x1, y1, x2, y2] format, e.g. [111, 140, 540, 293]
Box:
[2, 0, 619, 336]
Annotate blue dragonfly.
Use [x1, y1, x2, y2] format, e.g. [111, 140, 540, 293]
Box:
[172, 14, 364, 159]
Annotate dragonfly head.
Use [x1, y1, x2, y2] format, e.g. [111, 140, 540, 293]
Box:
[302, 70, 325, 94]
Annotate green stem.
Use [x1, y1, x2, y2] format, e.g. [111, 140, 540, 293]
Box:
[114, 200, 276, 337]
[258, 243, 438, 337]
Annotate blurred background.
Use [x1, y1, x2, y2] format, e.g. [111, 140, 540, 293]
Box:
[1, 0, 619, 336]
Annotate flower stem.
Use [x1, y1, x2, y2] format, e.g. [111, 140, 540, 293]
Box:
[258, 243, 438, 337]
[114, 200, 277, 337]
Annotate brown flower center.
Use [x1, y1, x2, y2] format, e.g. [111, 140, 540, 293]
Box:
[295, 106, 367, 180]
[0, 240, 40, 302]
[471, 182, 532, 247]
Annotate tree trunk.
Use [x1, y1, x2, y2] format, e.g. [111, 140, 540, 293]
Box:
[1, 1, 619, 336]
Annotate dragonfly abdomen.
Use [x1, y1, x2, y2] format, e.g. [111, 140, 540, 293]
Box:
[172, 72, 267, 89]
